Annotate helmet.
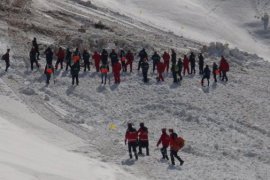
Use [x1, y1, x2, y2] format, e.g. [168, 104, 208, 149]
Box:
[140, 122, 144, 128]
[162, 128, 166, 133]
[169, 129, 174, 133]
[127, 123, 132, 128]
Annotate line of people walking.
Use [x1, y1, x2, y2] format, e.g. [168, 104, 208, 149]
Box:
[2, 38, 230, 87]
[125, 123, 185, 166]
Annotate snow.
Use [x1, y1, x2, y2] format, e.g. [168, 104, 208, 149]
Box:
[93, 0, 270, 60]
[0, 0, 270, 180]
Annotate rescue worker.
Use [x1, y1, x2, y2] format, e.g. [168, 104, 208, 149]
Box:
[29, 47, 39, 70]
[198, 53, 204, 75]
[44, 47, 53, 65]
[138, 48, 148, 71]
[125, 50, 134, 72]
[219, 56, 229, 82]
[125, 123, 138, 160]
[2, 49, 10, 72]
[44, 64, 54, 85]
[157, 61, 165, 82]
[113, 60, 121, 84]
[65, 48, 72, 71]
[170, 132, 185, 166]
[92, 51, 101, 72]
[138, 123, 149, 156]
[201, 65, 211, 87]
[183, 55, 189, 75]
[55, 47, 65, 70]
[82, 49, 90, 72]
[157, 128, 170, 160]
[109, 49, 118, 67]
[100, 63, 109, 84]
[141, 58, 149, 83]
[152, 51, 161, 73]
[212, 62, 218, 83]
[189, 52, 196, 74]
[162, 51, 170, 73]
[119, 49, 127, 72]
[101, 49, 109, 65]
[71, 58, 80, 85]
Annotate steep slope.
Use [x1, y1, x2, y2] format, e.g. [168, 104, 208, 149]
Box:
[0, 0, 269, 180]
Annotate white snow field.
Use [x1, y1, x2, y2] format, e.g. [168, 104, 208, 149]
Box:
[0, 0, 270, 180]
[94, 0, 270, 61]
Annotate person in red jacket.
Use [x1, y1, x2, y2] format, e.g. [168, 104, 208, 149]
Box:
[137, 123, 149, 156]
[219, 56, 229, 82]
[157, 128, 170, 160]
[157, 61, 165, 82]
[113, 61, 122, 84]
[92, 51, 101, 72]
[125, 123, 138, 160]
[44, 64, 54, 85]
[55, 47, 65, 70]
[162, 51, 170, 73]
[125, 50, 134, 72]
[170, 132, 184, 166]
[183, 55, 190, 75]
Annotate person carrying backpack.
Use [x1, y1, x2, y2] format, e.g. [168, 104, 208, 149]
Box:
[198, 53, 204, 75]
[29, 47, 40, 70]
[138, 48, 148, 71]
[113, 61, 121, 84]
[100, 64, 109, 84]
[170, 132, 185, 166]
[2, 49, 10, 72]
[55, 47, 65, 70]
[82, 49, 90, 72]
[92, 51, 101, 72]
[201, 65, 211, 86]
[65, 48, 72, 71]
[71, 59, 80, 85]
[125, 123, 138, 160]
[157, 128, 170, 160]
[162, 51, 170, 73]
[125, 50, 134, 72]
[44, 64, 54, 85]
[137, 123, 149, 156]
[141, 58, 149, 83]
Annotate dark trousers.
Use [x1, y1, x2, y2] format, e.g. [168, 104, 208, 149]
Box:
[172, 72, 178, 83]
[5, 60, 10, 72]
[46, 74, 51, 84]
[84, 61, 90, 71]
[31, 60, 39, 70]
[72, 74, 79, 85]
[66, 61, 71, 71]
[201, 76, 210, 86]
[128, 142, 138, 159]
[213, 73, 217, 82]
[101, 73, 107, 84]
[138, 140, 149, 155]
[55, 59, 63, 69]
[199, 65, 203, 74]
[122, 62, 127, 72]
[161, 146, 169, 159]
[170, 150, 183, 165]
[190, 65, 196, 74]
[142, 71, 148, 82]
[138, 59, 143, 70]
[221, 71, 228, 81]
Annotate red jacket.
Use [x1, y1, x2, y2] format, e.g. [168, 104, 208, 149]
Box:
[113, 62, 121, 73]
[125, 130, 138, 143]
[125, 52, 134, 63]
[157, 132, 170, 147]
[92, 52, 101, 66]
[162, 52, 170, 63]
[157, 62, 165, 73]
[219, 58, 229, 72]
[183, 56, 189, 67]
[57, 49, 65, 60]
[138, 127, 148, 141]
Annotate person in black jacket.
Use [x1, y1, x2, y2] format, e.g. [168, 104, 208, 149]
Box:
[101, 49, 109, 65]
[65, 48, 72, 71]
[171, 49, 176, 65]
[29, 47, 39, 70]
[189, 52, 196, 74]
[82, 49, 90, 72]
[198, 53, 204, 75]
[2, 49, 10, 72]
[171, 63, 178, 83]
[141, 58, 149, 83]
[177, 58, 183, 81]
[138, 48, 148, 70]
[32, 37, 40, 60]
[44, 47, 53, 65]
[201, 65, 211, 86]
[151, 51, 161, 73]
[109, 49, 118, 67]
[212, 62, 218, 83]
[71, 60, 80, 85]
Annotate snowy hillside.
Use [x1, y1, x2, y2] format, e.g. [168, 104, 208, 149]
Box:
[94, 0, 270, 60]
[0, 0, 270, 180]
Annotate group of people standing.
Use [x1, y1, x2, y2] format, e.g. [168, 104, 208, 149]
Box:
[125, 123, 185, 166]
[2, 38, 230, 87]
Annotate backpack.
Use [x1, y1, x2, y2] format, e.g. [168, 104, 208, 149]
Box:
[175, 137, 185, 150]
[1, 54, 6, 61]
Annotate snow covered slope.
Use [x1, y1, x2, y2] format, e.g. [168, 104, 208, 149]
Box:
[94, 0, 270, 60]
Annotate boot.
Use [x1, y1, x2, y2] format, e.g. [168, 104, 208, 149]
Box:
[180, 160, 184, 166]
[129, 153, 132, 159]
